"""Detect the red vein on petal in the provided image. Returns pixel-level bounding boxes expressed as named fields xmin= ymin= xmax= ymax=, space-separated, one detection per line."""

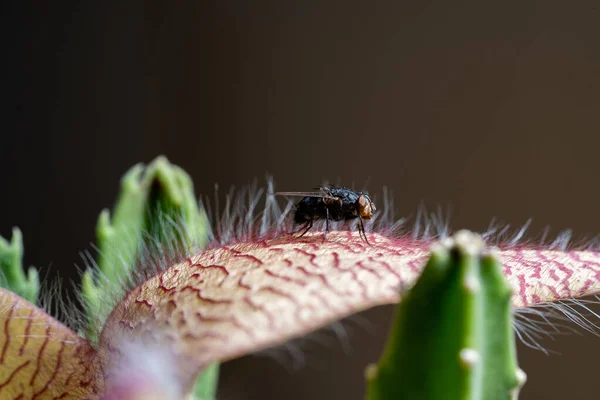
xmin=0 ymin=304 xmax=15 ymax=364
xmin=32 ymin=339 xmax=66 ymax=399
xmin=29 ymin=325 xmax=51 ymax=386
xmin=0 ymin=360 xmax=30 ymax=390
xmin=19 ymin=308 xmax=34 ymax=356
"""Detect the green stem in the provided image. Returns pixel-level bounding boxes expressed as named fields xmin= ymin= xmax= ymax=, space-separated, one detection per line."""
xmin=366 ymin=231 xmax=526 ymax=400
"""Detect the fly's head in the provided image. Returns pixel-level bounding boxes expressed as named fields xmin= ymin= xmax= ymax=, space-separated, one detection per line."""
xmin=357 ymin=194 xmax=376 ymax=220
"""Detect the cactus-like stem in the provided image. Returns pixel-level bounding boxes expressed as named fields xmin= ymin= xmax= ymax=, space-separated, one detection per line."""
xmin=190 ymin=363 xmax=220 ymax=400
xmin=366 ymin=230 xmax=525 ymax=400
xmin=82 ymin=156 xmax=210 ymax=339
xmin=81 ymin=156 xmax=216 ymax=399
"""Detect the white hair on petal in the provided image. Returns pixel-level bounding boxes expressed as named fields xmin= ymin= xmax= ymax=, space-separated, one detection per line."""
xmin=512 ymin=296 xmax=600 ymax=354
xmin=24 ymin=175 xmax=600 ymax=362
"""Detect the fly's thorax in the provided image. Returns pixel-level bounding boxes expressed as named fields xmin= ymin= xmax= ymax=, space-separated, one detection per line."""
xmin=323 ymin=196 xmax=343 ymax=207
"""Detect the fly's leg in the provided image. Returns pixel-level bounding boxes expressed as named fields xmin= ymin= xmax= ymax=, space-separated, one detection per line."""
xmin=297 ymin=220 xmax=313 ymax=237
xmin=291 ymin=221 xmax=308 ymax=235
xmin=290 ymin=221 xmax=310 ymax=237
xmin=358 ymin=217 xmax=372 ymax=246
xmin=323 ymin=207 xmax=330 ymax=242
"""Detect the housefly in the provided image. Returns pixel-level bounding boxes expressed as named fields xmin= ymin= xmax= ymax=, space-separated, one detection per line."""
xmin=275 ymin=185 xmax=377 ymax=245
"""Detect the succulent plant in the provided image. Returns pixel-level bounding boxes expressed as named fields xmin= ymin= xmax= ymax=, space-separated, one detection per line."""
xmin=366 ymin=231 xmax=525 ymax=399
xmin=0 ymin=156 xmax=599 ymax=399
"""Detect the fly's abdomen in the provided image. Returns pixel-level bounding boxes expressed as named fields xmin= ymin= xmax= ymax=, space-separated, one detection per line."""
xmin=294 ymin=197 xmax=327 ymax=223
xmin=293 ymin=210 xmax=311 ymax=224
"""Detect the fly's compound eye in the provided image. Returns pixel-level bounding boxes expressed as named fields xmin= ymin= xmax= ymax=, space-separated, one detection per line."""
xmin=358 ymin=195 xmax=375 ymax=219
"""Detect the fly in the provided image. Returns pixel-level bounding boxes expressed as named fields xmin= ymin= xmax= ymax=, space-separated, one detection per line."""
xmin=275 ymin=185 xmax=377 ymax=245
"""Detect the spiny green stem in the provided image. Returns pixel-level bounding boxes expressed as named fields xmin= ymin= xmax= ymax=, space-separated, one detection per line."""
xmin=366 ymin=231 xmax=526 ymax=400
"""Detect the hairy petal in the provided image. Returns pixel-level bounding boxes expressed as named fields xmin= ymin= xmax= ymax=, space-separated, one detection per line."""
xmin=0 ymin=288 xmax=100 ymax=399
xmin=503 ymin=248 xmax=600 ymax=307
xmin=99 ymin=231 xmax=600 ymax=393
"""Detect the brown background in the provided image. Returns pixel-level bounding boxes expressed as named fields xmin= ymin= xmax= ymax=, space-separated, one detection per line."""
xmin=2 ymin=1 xmax=600 ymax=399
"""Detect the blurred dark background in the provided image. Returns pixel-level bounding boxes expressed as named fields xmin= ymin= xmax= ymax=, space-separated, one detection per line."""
xmin=2 ymin=1 xmax=600 ymax=399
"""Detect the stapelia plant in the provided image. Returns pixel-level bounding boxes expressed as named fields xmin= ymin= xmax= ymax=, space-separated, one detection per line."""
xmin=0 ymin=156 xmax=599 ymax=399
xmin=366 ymin=231 xmax=525 ymax=399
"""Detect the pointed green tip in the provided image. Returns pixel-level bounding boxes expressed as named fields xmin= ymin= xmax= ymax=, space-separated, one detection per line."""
xmin=81 ymin=270 xmax=103 ymax=341
xmin=0 ymin=227 xmax=40 ymax=304
xmin=366 ymin=230 xmax=523 ymax=400
xmin=82 ymin=155 xmax=211 ymax=338
xmin=92 ymin=155 xmax=209 ymax=282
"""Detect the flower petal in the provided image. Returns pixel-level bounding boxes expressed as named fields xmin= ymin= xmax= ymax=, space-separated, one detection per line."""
xmin=0 ymin=289 xmax=100 ymax=399
xmin=99 ymin=232 xmax=600 ymax=393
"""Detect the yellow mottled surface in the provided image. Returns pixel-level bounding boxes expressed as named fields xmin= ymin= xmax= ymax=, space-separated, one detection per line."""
xmin=0 ymin=289 xmax=101 ymax=399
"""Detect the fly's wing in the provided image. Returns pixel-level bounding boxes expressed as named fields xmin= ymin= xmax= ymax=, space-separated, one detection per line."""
xmin=315 ymin=185 xmax=345 ymax=196
xmin=318 ymin=185 xmax=355 ymax=198
xmin=274 ymin=189 xmax=337 ymax=200
xmin=275 ymin=191 xmax=330 ymax=199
